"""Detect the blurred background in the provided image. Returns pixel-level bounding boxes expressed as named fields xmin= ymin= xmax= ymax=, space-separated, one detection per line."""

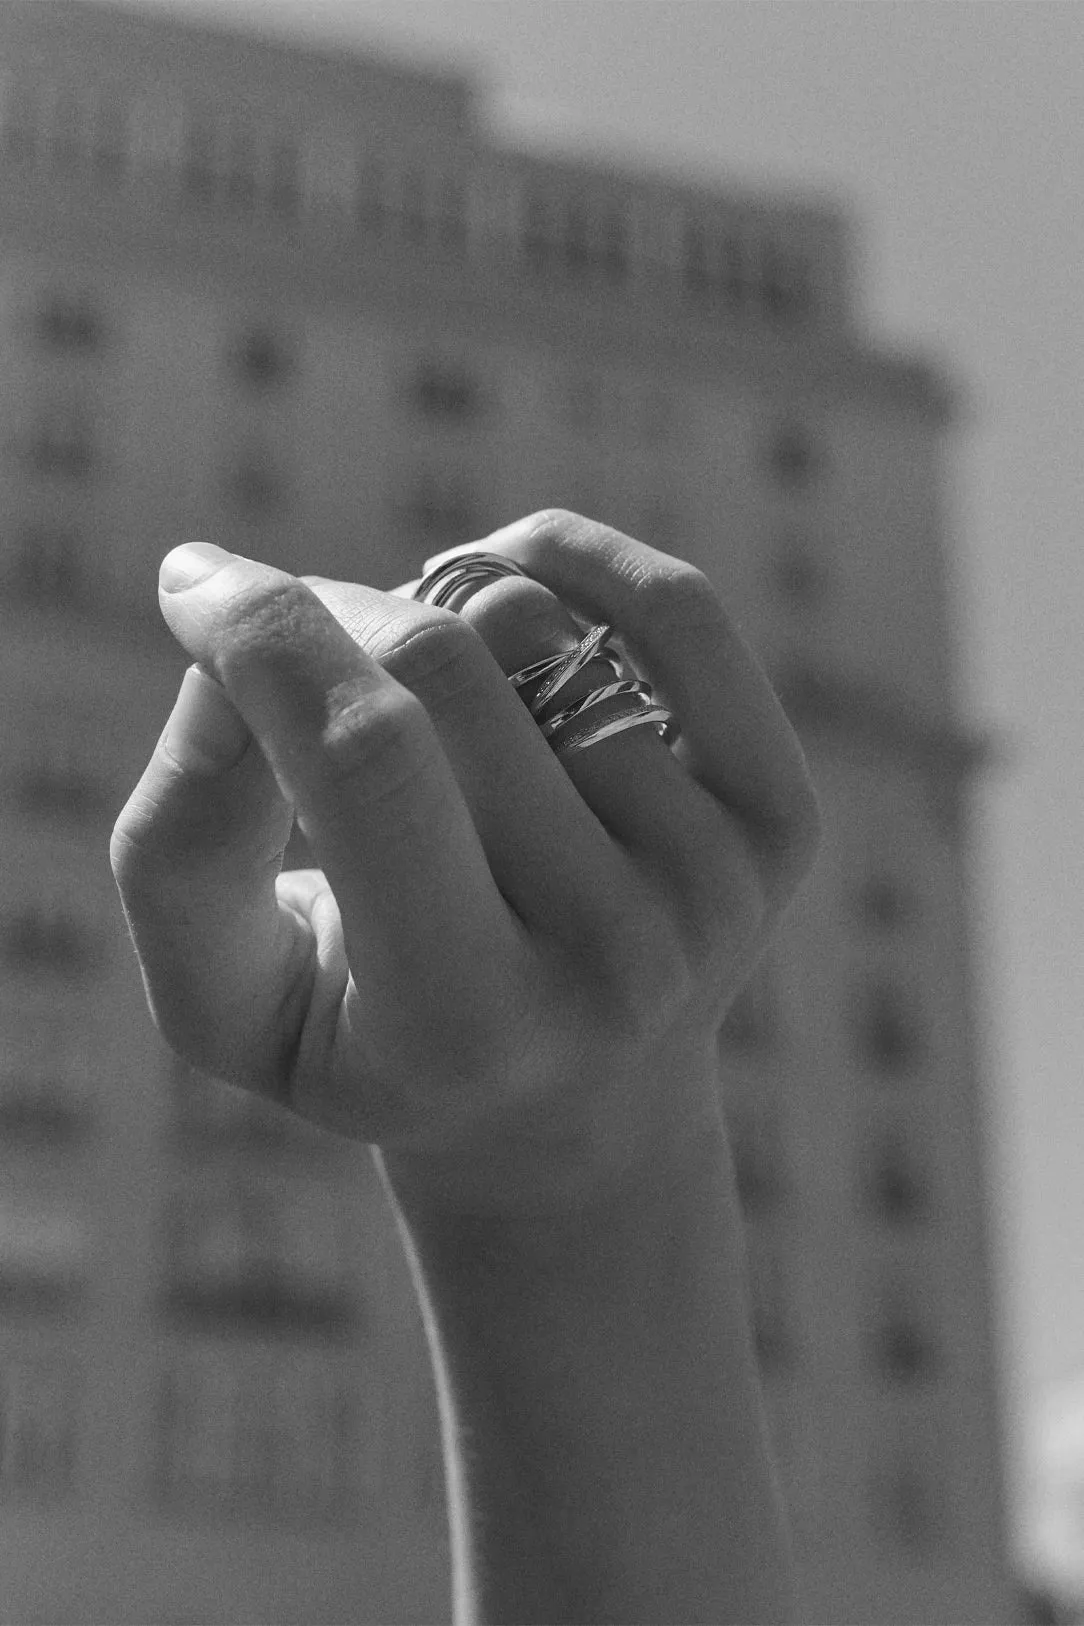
xmin=0 ymin=1 xmax=1080 ymax=1621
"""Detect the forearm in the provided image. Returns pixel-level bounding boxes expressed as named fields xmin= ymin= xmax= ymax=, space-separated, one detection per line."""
xmin=376 ymin=1100 xmax=797 ymax=1626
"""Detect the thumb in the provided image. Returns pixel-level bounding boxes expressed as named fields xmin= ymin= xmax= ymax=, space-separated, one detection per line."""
xmin=110 ymin=660 xmax=314 ymax=1086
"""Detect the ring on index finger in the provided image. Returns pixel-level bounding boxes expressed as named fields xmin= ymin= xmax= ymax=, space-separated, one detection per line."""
xmin=413 ymin=550 xmax=680 ymax=757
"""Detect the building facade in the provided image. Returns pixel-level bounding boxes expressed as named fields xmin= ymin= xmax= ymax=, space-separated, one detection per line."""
xmin=0 ymin=2 xmax=1020 ymax=1621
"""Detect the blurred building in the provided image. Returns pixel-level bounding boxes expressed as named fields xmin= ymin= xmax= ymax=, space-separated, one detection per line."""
xmin=0 ymin=1 xmax=1025 ymax=1621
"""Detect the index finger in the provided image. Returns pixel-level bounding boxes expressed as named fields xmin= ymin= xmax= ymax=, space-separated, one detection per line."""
xmin=151 ymin=544 xmax=537 ymax=1092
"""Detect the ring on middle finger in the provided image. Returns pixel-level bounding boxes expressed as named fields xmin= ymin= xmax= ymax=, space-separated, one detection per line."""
xmin=413 ymin=551 xmax=530 ymax=609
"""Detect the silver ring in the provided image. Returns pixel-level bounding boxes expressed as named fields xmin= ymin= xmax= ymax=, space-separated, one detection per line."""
xmin=412 ymin=552 xmax=529 ymax=609
xmin=412 ymin=550 xmax=680 ymax=757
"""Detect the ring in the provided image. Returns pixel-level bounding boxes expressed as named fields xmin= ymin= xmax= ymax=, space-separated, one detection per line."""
xmin=413 ymin=552 xmax=530 ymax=610
xmin=412 ymin=550 xmax=679 ymax=756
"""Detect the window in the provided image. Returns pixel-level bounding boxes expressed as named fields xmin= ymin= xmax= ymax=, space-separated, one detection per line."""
xmin=431 ymin=174 xmax=468 ymax=250
xmin=770 ymin=541 xmax=829 ymax=611
xmin=156 ymin=1355 xmax=354 ymax=1518
xmin=15 ymin=748 xmax=109 ymax=821
xmin=226 ymin=452 xmax=288 ymax=518
xmin=90 ymin=95 xmax=127 ymax=178
xmin=35 ymin=293 xmax=103 ymax=352
xmin=355 ymin=158 xmax=386 ymax=229
xmin=765 ymin=423 xmax=820 ymax=489
xmin=868 ymin=1451 xmax=947 ymax=1558
xmin=596 ymin=206 xmax=629 ymax=281
xmin=759 ymin=244 xmax=812 ymax=323
xmin=396 ymin=167 xmax=428 ymax=243
xmin=230 ymin=326 xmax=293 ymax=389
xmin=853 ymin=978 xmax=922 ymax=1077
xmin=223 ymin=122 xmax=259 ymax=209
xmin=8 ymin=525 xmax=85 ymax=607
xmin=564 ymin=373 xmax=603 ymax=435
xmin=866 ymin=1132 xmax=929 ymax=1225
xmin=402 ymin=474 xmax=476 ymax=545
xmin=0 ymin=1084 xmax=88 ymax=1149
xmin=0 ymin=1199 xmax=85 ymax=1314
xmin=268 ymin=138 xmax=299 ymax=216
xmin=2 ymin=905 xmax=95 ymax=976
xmin=682 ymin=221 xmax=711 ymax=294
xmin=2 ymin=80 xmax=38 ymax=163
xmin=640 ymin=385 xmax=675 ymax=445
xmin=522 ymin=192 xmax=556 ymax=268
xmin=857 ymin=875 xmax=912 ymax=931
xmin=873 ymin=1313 xmax=939 ymax=1385
xmin=25 ymin=407 xmax=94 ymax=478
xmin=182 ymin=120 xmax=218 ymax=199
xmin=46 ymin=86 xmax=84 ymax=171
xmin=681 ymin=221 xmax=748 ymax=305
xmin=864 ymin=1276 xmax=940 ymax=1386
xmin=159 ymin=1182 xmax=357 ymax=1340
xmin=0 ymin=1359 xmax=80 ymax=1501
xmin=409 ymin=360 xmax=483 ymax=420
xmin=639 ymin=498 xmax=680 ymax=550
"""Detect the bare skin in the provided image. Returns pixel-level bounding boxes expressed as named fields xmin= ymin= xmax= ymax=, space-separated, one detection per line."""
xmin=111 ymin=510 xmax=821 ymax=1624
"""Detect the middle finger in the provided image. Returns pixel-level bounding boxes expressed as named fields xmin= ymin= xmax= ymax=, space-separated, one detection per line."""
xmin=296 ymin=575 xmax=643 ymax=956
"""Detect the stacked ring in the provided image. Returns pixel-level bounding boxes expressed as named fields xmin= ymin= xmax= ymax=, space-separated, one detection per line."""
xmin=412 ymin=550 xmax=679 ymax=757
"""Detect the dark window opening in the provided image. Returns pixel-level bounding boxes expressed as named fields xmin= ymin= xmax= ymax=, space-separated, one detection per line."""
xmin=91 ymin=99 xmax=127 ymax=177
xmin=767 ymin=424 xmax=820 ymax=488
xmin=760 ymin=246 xmax=812 ymax=323
xmin=868 ymin=1137 xmax=929 ymax=1224
xmin=522 ymin=195 xmax=556 ymax=268
xmin=48 ymin=91 xmax=83 ymax=172
xmin=874 ymin=1460 xmax=944 ymax=1556
xmin=232 ymin=327 xmax=293 ymax=389
xmin=858 ymin=876 xmax=912 ymax=930
xmin=2 ymin=908 xmax=94 ymax=975
xmin=874 ymin=1315 xmax=938 ymax=1384
xmin=36 ymin=296 xmax=102 ymax=352
xmin=410 ymin=362 xmax=482 ymax=419
xmin=182 ymin=123 xmax=217 ymax=200
xmin=10 ymin=527 xmax=85 ymax=606
xmin=160 ymin=1279 xmax=357 ymax=1342
xmin=0 ymin=1086 xmax=89 ymax=1148
xmin=2 ymin=86 xmax=37 ymax=162
xmin=25 ymin=409 xmax=94 ymax=479
xmin=854 ymin=980 xmax=922 ymax=1076
xmin=0 ymin=1367 xmax=79 ymax=1497
xmin=268 ymin=140 xmax=299 ymax=216
xmin=16 ymin=766 xmax=107 ymax=820
xmin=228 ymin=458 xmax=286 ymax=518
xmin=771 ymin=545 xmax=829 ymax=610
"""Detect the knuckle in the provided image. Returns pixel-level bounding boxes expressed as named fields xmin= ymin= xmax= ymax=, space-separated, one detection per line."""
xmin=382 ymin=612 xmax=489 ymax=709
xmin=525 ymin=506 xmax=585 ymax=538
xmin=319 ymin=687 xmax=434 ymax=810
xmin=647 ymin=561 xmax=721 ymax=633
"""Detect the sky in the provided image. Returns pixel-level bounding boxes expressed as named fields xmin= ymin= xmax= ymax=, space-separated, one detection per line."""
xmin=118 ymin=0 xmax=1083 ymax=1559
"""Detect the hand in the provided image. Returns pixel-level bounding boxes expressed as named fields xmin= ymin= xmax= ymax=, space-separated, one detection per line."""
xmin=111 ymin=511 xmax=821 ymax=1217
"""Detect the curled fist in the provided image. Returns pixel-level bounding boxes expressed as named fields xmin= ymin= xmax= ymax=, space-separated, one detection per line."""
xmin=111 ymin=511 xmax=821 ymax=1217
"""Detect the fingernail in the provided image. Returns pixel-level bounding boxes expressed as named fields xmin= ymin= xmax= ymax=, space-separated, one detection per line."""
xmin=159 ymin=541 xmax=234 ymax=593
xmin=161 ymin=664 xmax=251 ymax=776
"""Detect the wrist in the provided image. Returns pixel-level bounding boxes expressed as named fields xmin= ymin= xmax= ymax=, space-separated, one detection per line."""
xmin=375 ymin=1024 xmax=725 ymax=1226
